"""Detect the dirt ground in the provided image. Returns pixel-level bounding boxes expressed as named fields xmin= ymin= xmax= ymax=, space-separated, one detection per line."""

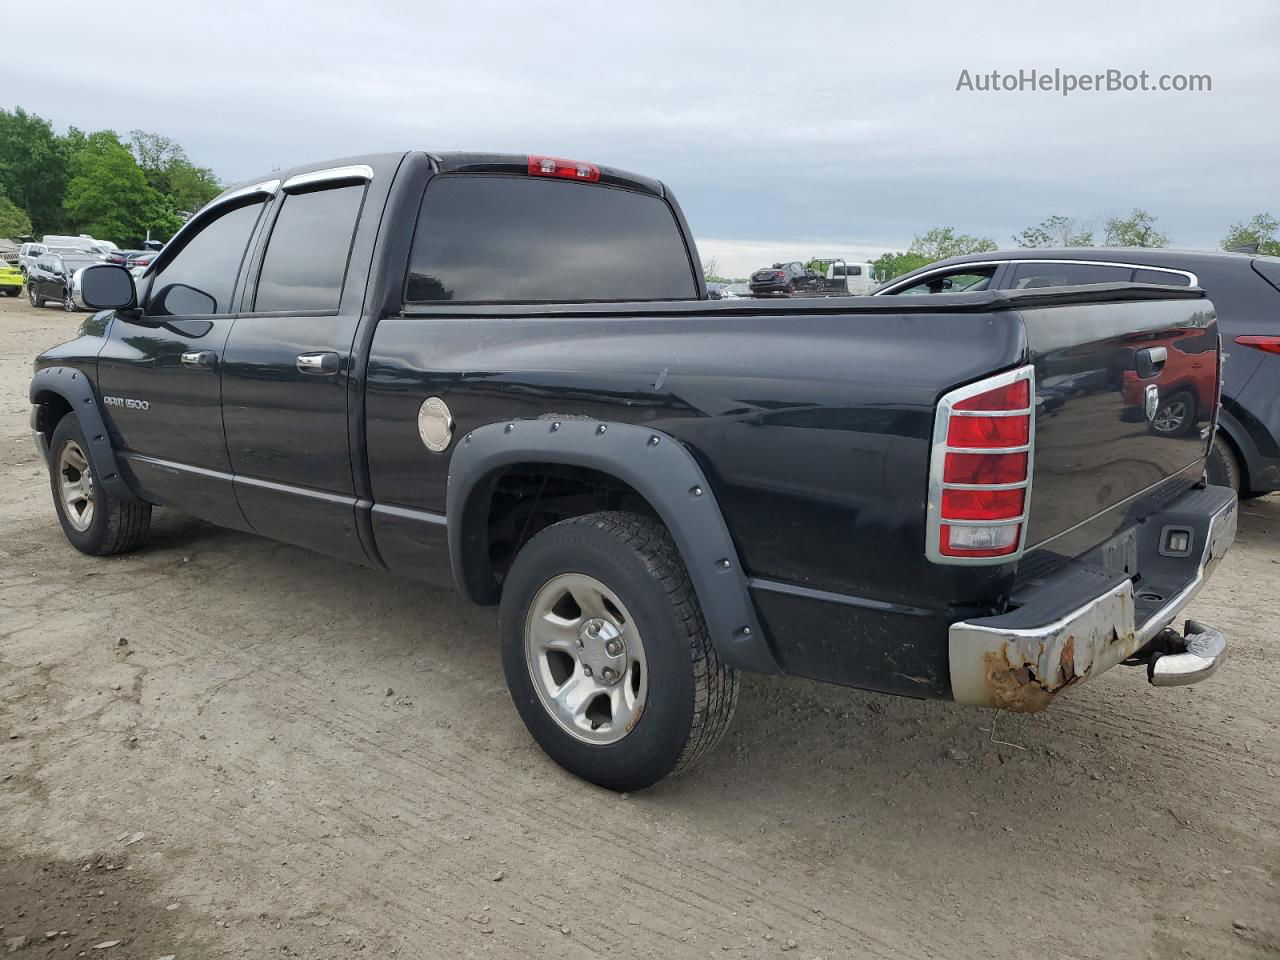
xmin=1 ymin=293 xmax=1277 ymax=960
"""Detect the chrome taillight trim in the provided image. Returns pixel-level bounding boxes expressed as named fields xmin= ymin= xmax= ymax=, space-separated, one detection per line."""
xmin=926 ymin=364 xmax=1037 ymax=565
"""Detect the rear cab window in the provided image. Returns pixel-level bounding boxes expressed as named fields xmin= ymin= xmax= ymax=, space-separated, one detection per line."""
xmin=404 ymin=175 xmax=697 ymax=304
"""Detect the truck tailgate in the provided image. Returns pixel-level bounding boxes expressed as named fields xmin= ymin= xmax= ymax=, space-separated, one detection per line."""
xmin=1020 ymin=288 xmax=1218 ymax=551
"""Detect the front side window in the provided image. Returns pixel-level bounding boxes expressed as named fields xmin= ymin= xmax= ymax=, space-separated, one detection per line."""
xmin=1008 ymin=262 xmax=1131 ymax=289
xmin=253 ymin=184 xmax=365 ymax=313
xmin=146 ymin=200 xmax=265 ymax=317
xmin=893 ymin=266 xmax=997 ymax=295
xmin=405 ymin=175 xmax=697 ymax=303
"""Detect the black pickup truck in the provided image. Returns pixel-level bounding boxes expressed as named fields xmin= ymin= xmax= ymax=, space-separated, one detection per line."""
xmin=32 ymin=151 xmax=1237 ymax=791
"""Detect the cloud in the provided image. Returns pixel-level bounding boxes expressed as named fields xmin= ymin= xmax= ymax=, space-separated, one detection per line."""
xmin=6 ymin=0 xmax=1276 ymax=257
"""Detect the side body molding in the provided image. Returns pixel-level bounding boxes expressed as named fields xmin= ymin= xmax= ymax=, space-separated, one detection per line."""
xmin=29 ymin=365 xmax=137 ymax=502
xmin=445 ymin=419 xmax=780 ymax=675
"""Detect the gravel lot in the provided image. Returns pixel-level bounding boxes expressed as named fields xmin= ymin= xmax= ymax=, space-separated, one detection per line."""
xmin=2 ymin=294 xmax=1278 ymax=959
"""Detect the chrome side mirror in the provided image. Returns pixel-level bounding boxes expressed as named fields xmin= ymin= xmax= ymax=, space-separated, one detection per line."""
xmin=76 ymin=263 xmax=138 ymax=311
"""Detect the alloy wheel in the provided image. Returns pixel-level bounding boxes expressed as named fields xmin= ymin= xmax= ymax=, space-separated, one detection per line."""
xmin=523 ymin=572 xmax=648 ymax=745
xmin=57 ymin=440 xmax=95 ymax=532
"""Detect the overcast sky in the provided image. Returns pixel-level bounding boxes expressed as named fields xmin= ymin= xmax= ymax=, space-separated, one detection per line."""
xmin=7 ymin=0 xmax=1278 ymax=275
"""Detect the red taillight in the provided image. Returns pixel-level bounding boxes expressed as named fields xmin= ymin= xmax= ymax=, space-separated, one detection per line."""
xmin=527 ymin=155 xmax=600 ymax=183
xmin=953 ymin=379 xmax=1029 ymax=411
xmin=928 ymin=366 xmax=1035 ymax=564
xmin=941 ymin=488 xmax=1025 ymax=520
xmin=943 ymin=451 xmax=1027 ymax=485
xmin=946 ymin=415 xmax=1029 ymax=448
xmin=1235 ymin=335 xmax=1280 ymax=356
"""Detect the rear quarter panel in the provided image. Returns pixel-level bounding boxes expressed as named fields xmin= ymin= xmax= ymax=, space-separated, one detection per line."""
xmin=365 ymin=306 xmax=1028 ymax=612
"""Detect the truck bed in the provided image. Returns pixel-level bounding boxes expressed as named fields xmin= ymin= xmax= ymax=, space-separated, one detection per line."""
xmin=368 ymin=282 xmax=1215 ymax=698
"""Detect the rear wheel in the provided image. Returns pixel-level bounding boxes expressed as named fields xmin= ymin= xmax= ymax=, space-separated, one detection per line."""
xmin=29 ymin=285 xmax=42 ymax=308
xmin=1206 ymin=434 xmax=1241 ymax=492
xmin=499 ymin=511 xmax=738 ymax=791
xmin=48 ymin=415 xmax=151 ymax=556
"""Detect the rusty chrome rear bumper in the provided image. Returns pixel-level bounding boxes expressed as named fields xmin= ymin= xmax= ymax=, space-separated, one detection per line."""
xmin=948 ymin=488 xmax=1237 ymax=711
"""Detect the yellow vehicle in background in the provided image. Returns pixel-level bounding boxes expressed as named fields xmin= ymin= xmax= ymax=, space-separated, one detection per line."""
xmin=0 ymin=262 xmax=24 ymax=297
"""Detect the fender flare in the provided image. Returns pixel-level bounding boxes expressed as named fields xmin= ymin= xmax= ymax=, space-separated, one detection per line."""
xmin=29 ymin=365 xmax=137 ymax=502
xmin=445 ymin=418 xmax=780 ymax=675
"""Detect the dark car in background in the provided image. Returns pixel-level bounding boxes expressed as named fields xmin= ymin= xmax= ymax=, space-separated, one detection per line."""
xmin=26 ymin=252 xmax=103 ymax=310
xmin=125 ymin=249 xmax=159 ymax=271
xmin=876 ymin=248 xmax=1280 ymax=497
xmin=749 ymin=260 xmax=822 ymax=297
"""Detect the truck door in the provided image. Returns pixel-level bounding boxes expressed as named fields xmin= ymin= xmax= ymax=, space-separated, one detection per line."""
xmin=96 ymin=191 xmax=271 ymax=531
xmin=220 ymin=167 xmax=373 ymax=564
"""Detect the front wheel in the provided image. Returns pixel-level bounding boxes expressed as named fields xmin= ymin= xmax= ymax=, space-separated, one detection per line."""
xmin=62 ymin=289 xmax=76 ymax=312
xmin=48 ymin=415 xmax=152 ymax=555
xmin=499 ymin=512 xmax=738 ymax=791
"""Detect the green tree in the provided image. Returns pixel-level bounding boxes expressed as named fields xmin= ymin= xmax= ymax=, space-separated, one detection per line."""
xmin=1013 ymin=215 xmax=1094 ymax=248
xmin=0 ymin=192 xmax=32 ymax=239
xmin=871 ymin=251 xmax=932 ymax=281
xmin=0 ymin=107 xmax=70 ymax=235
xmin=909 ymin=226 xmax=997 ymax=260
xmin=63 ymin=131 xmax=177 ymax=247
xmin=129 ymin=130 xmax=221 ymax=216
xmin=1102 ymin=208 xmax=1168 ymax=247
xmin=1221 ymin=213 xmax=1279 ymax=256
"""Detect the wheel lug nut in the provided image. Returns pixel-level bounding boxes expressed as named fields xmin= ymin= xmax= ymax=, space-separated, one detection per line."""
xmin=582 ymin=666 xmax=593 ymax=677
xmin=605 ymin=640 xmax=622 ymax=656
xmin=601 ymin=668 xmax=617 ymax=682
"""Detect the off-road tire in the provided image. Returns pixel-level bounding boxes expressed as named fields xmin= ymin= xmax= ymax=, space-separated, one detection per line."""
xmin=48 ymin=414 xmax=151 ymax=556
xmin=499 ymin=511 xmax=739 ymax=791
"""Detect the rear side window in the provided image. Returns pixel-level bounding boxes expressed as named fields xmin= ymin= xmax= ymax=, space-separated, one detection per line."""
xmin=1008 ymin=262 xmax=1132 ymax=289
xmin=254 ymin=185 xmax=364 ymax=313
xmin=1132 ymin=267 xmax=1191 ymax=286
xmin=405 ymin=176 xmax=697 ymax=303
xmin=1253 ymin=257 xmax=1280 ymax=293
xmin=147 ymin=201 xmax=264 ymax=317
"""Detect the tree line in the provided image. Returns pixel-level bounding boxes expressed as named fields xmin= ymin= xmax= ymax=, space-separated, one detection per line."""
xmin=0 ymin=106 xmax=222 ymax=248
xmin=870 ymin=210 xmax=1279 ymax=281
